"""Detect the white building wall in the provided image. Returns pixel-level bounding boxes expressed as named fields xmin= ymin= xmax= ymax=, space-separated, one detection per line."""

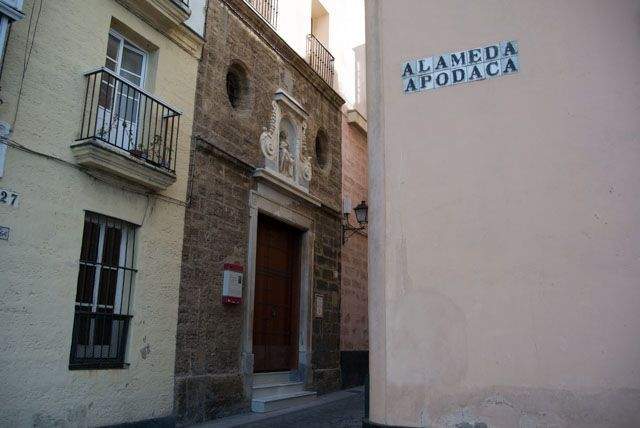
xmin=186 ymin=0 xmax=207 ymax=36
xmin=274 ymin=0 xmax=365 ymax=113
xmin=275 ymin=0 xmax=311 ymax=58
xmin=320 ymin=0 xmax=365 ymax=110
xmin=366 ymin=0 xmax=640 ymax=426
xmin=0 ymin=0 xmax=199 ymax=425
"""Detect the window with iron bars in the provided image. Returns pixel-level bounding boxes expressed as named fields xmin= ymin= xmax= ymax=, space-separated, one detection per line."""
xmin=69 ymin=212 xmax=137 ymax=370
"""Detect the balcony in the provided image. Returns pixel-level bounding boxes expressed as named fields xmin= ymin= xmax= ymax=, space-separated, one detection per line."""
xmin=245 ymin=0 xmax=278 ymax=28
xmin=71 ymin=68 xmax=180 ymax=190
xmin=116 ymin=0 xmax=190 ymax=26
xmin=306 ymin=34 xmax=334 ymax=86
xmin=114 ymin=0 xmax=204 ymax=58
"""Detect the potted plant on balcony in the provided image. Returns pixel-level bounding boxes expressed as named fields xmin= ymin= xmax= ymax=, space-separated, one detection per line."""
xmin=129 ymin=147 xmax=145 ymax=158
xmin=96 ymin=111 xmax=120 ymax=142
xmin=147 ymin=134 xmax=173 ymax=169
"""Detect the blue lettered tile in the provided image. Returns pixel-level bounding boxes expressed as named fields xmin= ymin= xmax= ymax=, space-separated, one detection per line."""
xmin=403 ymin=76 xmax=419 ymax=93
xmin=483 ymin=44 xmax=500 ymax=62
xmin=484 ymin=60 xmax=501 ymax=78
xmin=451 ymin=67 xmax=467 ymax=85
xmin=433 ymin=70 xmax=452 ymax=88
xmin=416 ymin=56 xmax=433 ymax=75
xmin=466 ymin=64 xmax=486 ymax=82
xmin=433 ymin=53 xmax=451 ymax=71
xmin=501 ymin=55 xmax=520 ymax=75
xmin=450 ymin=51 xmax=467 ymax=68
xmin=401 ymin=60 xmax=416 ymax=78
xmin=417 ymin=73 xmax=435 ymax=91
xmin=467 ymin=47 xmax=483 ymax=65
xmin=500 ymin=40 xmax=519 ymax=57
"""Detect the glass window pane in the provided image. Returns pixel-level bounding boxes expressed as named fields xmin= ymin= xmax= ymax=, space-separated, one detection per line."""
xmin=114 ymin=83 xmax=141 ymax=123
xmin=106 ymin=34 xmax=120 ymax=66
xmin=80 ymin=221 xmax=100 ymax=262
xmin=98 ymin=75 xmax=116 ymax=109
xmin=102 ymin=225 xmax=122 ymax=267
xmin=123 ymin=97 xmax=140 ymax=124
xmin=118 ymin=69 xmax=141 ymax=87
xmin=94 ymin=308 xmax=114 ymax=346
xmin=76 ymin=265 xmax=96 ymax=305
xmin=74 ymin=310 xmax=92 ymax=345
xmin=105 ymin=58 xmax=117 ymax=72
xmin=121 ymin=47 xmax=143 ymax=76
xmin=98 ymin=266 xmax=118 ymax=308
xmin=76 ymin=220 xmax=100 ymax=306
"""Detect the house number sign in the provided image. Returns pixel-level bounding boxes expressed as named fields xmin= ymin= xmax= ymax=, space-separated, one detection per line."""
xmin=402 ymin=40 xmax=519 ymax=94
xmin=0 ymin=188 xmax=20 ymax=207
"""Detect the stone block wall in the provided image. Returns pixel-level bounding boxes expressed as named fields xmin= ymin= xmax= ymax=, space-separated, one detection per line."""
xmin=340 ymin=115 xmax=369 ymax=387
xmin=175 ymin=142 xmax=253 ymax=423
xmin=190 ymin=0 xmax=342 ymax=212
xmin=311 ymin=209 xmax=343 ymax=393
xmin=340 ymin=117 xmax=369 ymax=352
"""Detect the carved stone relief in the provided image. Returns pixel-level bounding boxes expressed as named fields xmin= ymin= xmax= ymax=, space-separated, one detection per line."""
xmin=259 ymin=90 xmax=311 ymax=191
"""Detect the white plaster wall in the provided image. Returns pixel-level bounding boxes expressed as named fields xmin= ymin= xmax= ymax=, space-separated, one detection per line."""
xmin=367 ymin=0 xmax=640 ymax=426
xmin=275 ymin=0 xmax=365 ymax=112
xmin=311 ymin=12 xmax=329 ymax=45
xmin=319 ymin=0 xmax=365 ymax=110
xmin=186 ymin=0 xmax=207 ymax=36
xmin=275 ymin=0 xmax=311 ymax=58
xmin=0 ymin=0 xmax=198 ymax=425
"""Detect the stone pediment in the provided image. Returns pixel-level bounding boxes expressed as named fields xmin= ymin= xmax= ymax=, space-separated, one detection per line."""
xmin=259 ymin=89 xmax=312 ymax=193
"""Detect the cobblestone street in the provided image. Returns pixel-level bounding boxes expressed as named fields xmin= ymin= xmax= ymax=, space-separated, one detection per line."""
xmin=199 ymin=387 xmax=365 ymax=428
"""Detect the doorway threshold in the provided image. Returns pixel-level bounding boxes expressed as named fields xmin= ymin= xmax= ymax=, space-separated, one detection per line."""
xmin=195 ymin=386 xmax=364 ymax=428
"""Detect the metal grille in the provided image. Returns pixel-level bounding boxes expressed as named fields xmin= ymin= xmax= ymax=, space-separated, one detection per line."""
xmin=307 ymin=34 xmax=334 ymax=86
xmin=246 ymin=0 xmax=278 ymax=28
xmin=69 ymin=212 xmax=137 ymax=370
xmin=78 ymin=68 xmax=181 ymax=173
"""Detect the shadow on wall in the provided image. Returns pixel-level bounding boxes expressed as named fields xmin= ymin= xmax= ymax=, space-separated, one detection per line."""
xmin=341 ymin=350 xmax=369 ymax=389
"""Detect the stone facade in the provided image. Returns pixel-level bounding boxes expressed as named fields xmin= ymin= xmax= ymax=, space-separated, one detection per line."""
xmin=175 ymin=0 xmax=344 ymax=424
xmin=340 ymin=113 xmax=369 ymax=388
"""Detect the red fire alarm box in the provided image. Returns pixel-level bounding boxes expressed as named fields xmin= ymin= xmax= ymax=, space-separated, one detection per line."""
xmin=222 ymin=263 xmax=243 ymax=304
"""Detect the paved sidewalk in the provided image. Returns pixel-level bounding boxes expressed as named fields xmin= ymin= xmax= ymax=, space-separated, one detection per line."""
xmin=196 ymin=387 xmax=364 ymax=428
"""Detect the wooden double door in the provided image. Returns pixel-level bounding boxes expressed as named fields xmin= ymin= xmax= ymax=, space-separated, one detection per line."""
xmin=253 ymin=215 xmax=301 ymax=372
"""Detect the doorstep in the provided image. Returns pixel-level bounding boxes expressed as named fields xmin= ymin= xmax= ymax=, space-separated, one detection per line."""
xmin=195 ymin=386 xmax=364 ymax=428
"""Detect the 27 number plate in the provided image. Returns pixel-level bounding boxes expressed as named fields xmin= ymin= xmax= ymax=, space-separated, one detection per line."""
xmin=0 ymin=188 xmax=20 ymax=207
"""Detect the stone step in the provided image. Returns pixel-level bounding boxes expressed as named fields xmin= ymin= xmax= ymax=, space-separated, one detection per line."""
xmin=253 ymin=371 xmax=293 ymax=386
xmin=251 ymin=390 xmax=317 ymax=413
xmin=252 ymin=381 xmax=305 ymax=399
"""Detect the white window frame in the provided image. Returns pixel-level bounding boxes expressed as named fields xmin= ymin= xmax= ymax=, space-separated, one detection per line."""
xmin=107 ymin=29 xmax=148 ymax=89
xmin=0 ymin=15 xmax=11 ymax=76
xmin=96 ymin=30 xmax=149 ymax=149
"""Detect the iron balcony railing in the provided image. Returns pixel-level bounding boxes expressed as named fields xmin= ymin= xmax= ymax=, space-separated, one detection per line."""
xmin=307 ymin=34 xmax=334 ymax=86
xmin=245 ymin=0 xmax=278 ymax=28
xmin=174 ymin=0 xmax=189 ymax=8
xmin=78 ymin=68 xmax=181 ymax=173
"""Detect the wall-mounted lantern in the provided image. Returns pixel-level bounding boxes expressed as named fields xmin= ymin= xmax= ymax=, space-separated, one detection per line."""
xmin=342 ymin=198 xmax=368 ymax=244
